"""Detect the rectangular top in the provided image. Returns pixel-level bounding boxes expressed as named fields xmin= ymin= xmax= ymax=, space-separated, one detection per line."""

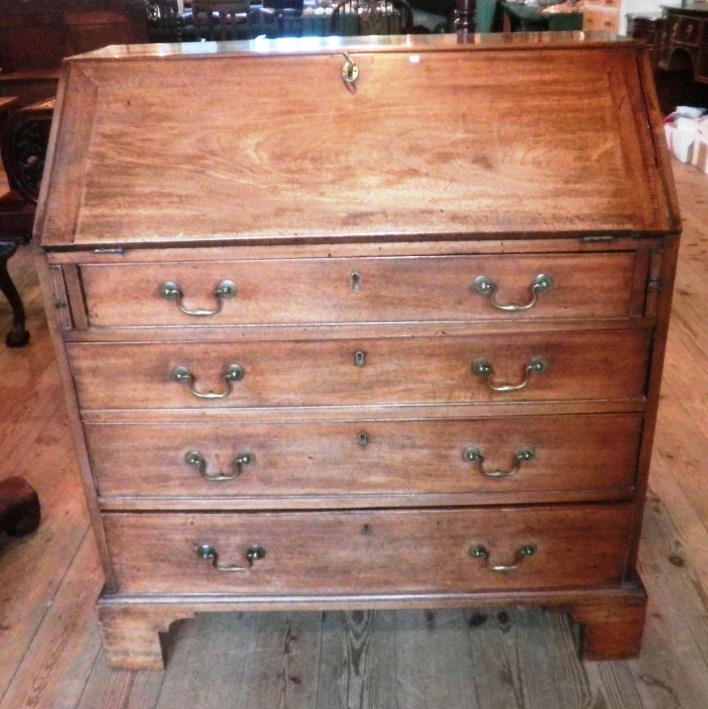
xmin=35 ymin=33 xmax=680 ymax=248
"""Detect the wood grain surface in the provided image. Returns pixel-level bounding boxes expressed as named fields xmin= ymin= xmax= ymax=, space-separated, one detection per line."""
xmin=66 ymin=329 xmax=651 ymax=409
xmin=79 ymin=251 xmax=647 ymax=327
xmin=36 ymin=39 xmax=678 ymax=247
xmin=101 ymin=505 xmax=634 ymax=594
xmin=85 ymin=413 xmax=642 ymax=504
xmin=0 ymin=156 xmax=705 ymax=701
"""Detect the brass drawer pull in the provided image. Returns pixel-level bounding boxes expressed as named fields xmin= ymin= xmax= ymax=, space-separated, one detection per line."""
xmin=473 ymin=274 xmax=553 ymax=312
xmin=462 ymin=447 xmax=535 ymax=478
xmin=185 ymin=450 xmax=254 ymax=482
xmin=172 ymin=364 xmax=245 ymax=399
xmin=472 ymin=356 xmax=548 ymax=393
xmin=470 ymin=543 xmax=537 ymax=573
xmin=159 ymin=280 xmax=237 ymax=317
xmin=197 ymin=543 xmax=265 ymax=572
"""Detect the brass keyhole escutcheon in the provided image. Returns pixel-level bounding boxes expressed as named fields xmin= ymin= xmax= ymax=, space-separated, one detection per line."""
xmin=342 ymin=52 xmax=359 ymax=91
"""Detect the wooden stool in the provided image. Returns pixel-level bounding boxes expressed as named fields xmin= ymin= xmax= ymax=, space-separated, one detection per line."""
xmin=0 ymin=477 xmax=40 ymax=537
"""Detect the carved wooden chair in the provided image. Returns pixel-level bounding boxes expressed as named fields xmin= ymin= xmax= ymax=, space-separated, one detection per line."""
xmin=191 ymin=0 xmax=261 ymax=41
xmin=145 ymin=0 xmax=185 ymax=43
xmin=0 ymin=98 xmax=53 ymax=347
xmin=330 ymin=0 xmax=415 ymax=35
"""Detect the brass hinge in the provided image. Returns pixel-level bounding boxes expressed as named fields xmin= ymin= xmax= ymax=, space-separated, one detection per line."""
xmin=647 ymin=275 xmax=663 ymax=293
xmin=92 ymin=247 xmax=125 ymax=255
xmin=581 ymin=235 xmax=618 ymax=243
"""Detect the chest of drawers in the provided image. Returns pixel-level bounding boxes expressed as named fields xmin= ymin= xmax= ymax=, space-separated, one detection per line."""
xmin=34 ymin=33 xmax=680 ymax=670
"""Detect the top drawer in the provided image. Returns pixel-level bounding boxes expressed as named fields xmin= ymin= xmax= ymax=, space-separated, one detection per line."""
xmin=79 ymin=252 xmax=647 ymax=328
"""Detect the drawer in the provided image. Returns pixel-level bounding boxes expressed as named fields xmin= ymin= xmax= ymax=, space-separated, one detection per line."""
xmin=67 ymin=330 xmax=650 ymax=410
xmin=79 ymin=252 xmax=647 ymax=327
xmin=87 ymin=414 xmax=642 ymax=503
xmin=583 ymin=9 xmax=620 ymax=34
xmin=102 ymin=505 xmax=633 ymax=594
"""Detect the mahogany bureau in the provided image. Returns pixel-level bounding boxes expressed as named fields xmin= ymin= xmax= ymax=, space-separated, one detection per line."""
xmin=34 ymin=33 xmax=680 ymax=669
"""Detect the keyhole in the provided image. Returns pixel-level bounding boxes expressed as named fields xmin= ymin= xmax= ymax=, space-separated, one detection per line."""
xmin=351 ymin=272 xmax=362 ymax=292
xmin=354 ymin=350 xmax=366 ymax=367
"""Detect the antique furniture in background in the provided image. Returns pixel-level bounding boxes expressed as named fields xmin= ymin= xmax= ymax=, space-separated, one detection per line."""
xmin=655 ymin=3 xmax=708 ymax=113
xmin=627 ymin=12 xmax=665 ymax=72
xmin=330 ymin=0 xmax=414 ymax=35
xmin=582 ymin=0 xmax=665 ymax=36
xmin=63 ymin=9 xmax=136 ymax=54
xmin=261 ymin=0 xmax=305 ymax=38
xmin=0 ymin=0 xmax=148 ymax=106
xmin=146 ymin=0 xmax=188 ymax=42
xmin=660 ymin=3 xmax=708 ymax=84
xmin=35 ymin=33 xmax=679 ymax=670
xmin=0 ymin=98 xmax=53 ymax=347
xmin=502 ymin=3 xmax=583 ymax=32
xmin=191 ymin=0 xmax=261 ymax=40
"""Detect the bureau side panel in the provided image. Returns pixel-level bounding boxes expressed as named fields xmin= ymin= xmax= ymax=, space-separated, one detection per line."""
xmin=33 ymin=255 xmax=116 ymax=589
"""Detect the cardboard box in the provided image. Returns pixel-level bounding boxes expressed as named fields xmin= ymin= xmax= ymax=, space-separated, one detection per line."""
xmin=664 ymin=120 xmax=696 ymax=163
xmin=691 ymin=121 xmax=708 ymax=174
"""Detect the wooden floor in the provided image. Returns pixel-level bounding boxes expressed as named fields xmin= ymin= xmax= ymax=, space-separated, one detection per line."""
xmin=0 ymin=161 xmax=706 ymax=709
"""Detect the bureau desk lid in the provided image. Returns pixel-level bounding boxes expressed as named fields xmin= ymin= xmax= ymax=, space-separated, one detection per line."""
xmin=35 ymin=33 xmax=679 ymax=248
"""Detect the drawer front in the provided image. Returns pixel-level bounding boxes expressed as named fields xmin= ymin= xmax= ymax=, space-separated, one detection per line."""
xmin=79 ymin=252 xmax=646 ymax=327
xmin=103 ymin=505 xmax=633 ymax=594
xmin=87 ymin=414 xmax=642 ymax=501
xmin=67 ymin=330 xmax=650 ymax=410
xmin=583 ymin=9 xmax=620 ymax=34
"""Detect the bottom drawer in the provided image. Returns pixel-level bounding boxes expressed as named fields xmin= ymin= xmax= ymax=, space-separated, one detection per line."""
xmin=103 ymin=505 xmax=632 ymax=595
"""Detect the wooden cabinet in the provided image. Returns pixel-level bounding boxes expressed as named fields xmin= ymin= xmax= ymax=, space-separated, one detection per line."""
xmin=581 ymin=0 xmax=664 ymax=36
xmin=0 ymin=1 xmax=148 ymax=105
xmin=660 ymin=4 xmax=708 ymax=84
xmin=35 ymin=34 xmax=680 ymax=670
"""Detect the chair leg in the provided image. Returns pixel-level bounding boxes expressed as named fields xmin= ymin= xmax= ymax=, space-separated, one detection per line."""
xmin=0 ymin=241 xmax=30 ymax=348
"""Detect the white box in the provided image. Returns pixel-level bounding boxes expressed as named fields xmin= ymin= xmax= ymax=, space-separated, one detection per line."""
xmin=664 ymin=121 xmax=697 ymax=163
xmin=691 ymin=131 xmax=708 ymax=174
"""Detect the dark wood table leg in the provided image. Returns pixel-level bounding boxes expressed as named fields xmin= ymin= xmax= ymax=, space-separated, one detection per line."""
xmin=0 ymin=477 xmax=40 ymax=536
xmin=0 ymin=241 xmax=30 ymax=348
xmin=455 ymin=0 xmax=476 ymax=31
